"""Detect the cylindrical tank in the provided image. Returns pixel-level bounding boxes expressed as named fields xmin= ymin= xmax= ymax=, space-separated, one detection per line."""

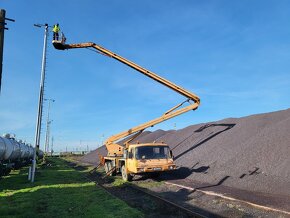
xmin=7 ymin=138 xmax=21 ymax=161
xmin=1 ymin=134 xmax=34 ymax=162
xmin=0 ymin=136 xmax=6 ymax=160
xmin=23 ymin=144 xmax=30 ymax=159
xmin=0 ymin=136 xmax=14 ymax=160
xmin=28 ymin=146 xmax=34 ymax=159
xmin=19 ymin=142 xmax=27 ymax=159
xmin=38 ymin=150 xmax=44 ymax=159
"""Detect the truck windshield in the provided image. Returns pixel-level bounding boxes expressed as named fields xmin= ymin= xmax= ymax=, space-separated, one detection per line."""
xmin=135 ymin=146 xmax=169 ymax=160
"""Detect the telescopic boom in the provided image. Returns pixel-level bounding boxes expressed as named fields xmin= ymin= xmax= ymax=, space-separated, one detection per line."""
xmin=53 ymin=41 xmax=200 ymax=155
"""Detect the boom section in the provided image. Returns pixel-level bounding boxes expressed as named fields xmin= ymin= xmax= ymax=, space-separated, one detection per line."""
xmin=106 ymin=100 xmax=199 ymax=148
xmin=53 ymin=41 xmax=200 ymax=151
xmin=56 ymin=42 xmax=200 ymax=104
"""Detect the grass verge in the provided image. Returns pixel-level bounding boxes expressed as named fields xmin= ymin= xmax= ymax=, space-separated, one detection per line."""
xmin=0 ymin=157 xmax=143 ymax=218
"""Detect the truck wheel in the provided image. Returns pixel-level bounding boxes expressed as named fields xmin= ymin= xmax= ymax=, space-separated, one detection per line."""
xmin=121 ymin=165 xmax=132 ymax=181
xmin=108 ymin=161 xmax=116 ymax=176
xmin=105 ymin=161 xmax=116 ymax=176
xmin=110 ymin=162 xmax=116 ymax=176
xmin=104 ymin=162 xmax=109 ymax=174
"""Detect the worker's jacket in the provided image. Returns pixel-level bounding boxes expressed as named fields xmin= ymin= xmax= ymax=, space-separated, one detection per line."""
xmin=53 ymin=25 xmax=60 ymax=33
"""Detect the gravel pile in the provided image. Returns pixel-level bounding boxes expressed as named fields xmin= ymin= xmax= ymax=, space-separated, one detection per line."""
xmin=80 ymin=108 xmax=290 ymax=196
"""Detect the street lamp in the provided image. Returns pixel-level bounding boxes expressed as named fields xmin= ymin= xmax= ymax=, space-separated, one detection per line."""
xmin=44 ymin=98 xmax=55 ymax=154
xmin=31 ymin=23 xmax=49 ymax=182
xmin=45 ymin=119 xmax=53 ymax=154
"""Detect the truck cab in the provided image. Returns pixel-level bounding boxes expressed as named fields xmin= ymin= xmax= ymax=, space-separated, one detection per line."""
xmin=126 ymin=143 xmax=176 ymax=174
xmin=106 ymin=143 xmax=175 ymax=181
xmin=104 ymin=142 xmax=176 ymax=181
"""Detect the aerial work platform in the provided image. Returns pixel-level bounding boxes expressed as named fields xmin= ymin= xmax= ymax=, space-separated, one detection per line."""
xmin=52 ymin=40 xmax=67 ymax=50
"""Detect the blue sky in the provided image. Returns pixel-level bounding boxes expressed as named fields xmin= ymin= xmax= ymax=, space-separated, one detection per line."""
xmin=0 ymin=1 xmax=290 ymax=152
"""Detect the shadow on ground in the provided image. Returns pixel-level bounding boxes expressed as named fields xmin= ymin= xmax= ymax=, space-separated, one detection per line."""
xmin=174 ymin=123 xmax=235 ymax=160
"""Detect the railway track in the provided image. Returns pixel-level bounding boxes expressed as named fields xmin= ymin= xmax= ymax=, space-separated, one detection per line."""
xmin=85 ymin=167 xmax=218 ymax=218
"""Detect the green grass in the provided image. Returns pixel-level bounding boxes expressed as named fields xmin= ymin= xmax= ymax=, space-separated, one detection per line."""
xmin=111 ymin=178 xmax=126 ymax=187
xmin=0 ymin=158 xmax=143 ymax=218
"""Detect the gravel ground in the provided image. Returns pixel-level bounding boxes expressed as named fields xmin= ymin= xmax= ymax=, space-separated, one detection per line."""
xmin=80 ymin=108 xmax=290 ymax=211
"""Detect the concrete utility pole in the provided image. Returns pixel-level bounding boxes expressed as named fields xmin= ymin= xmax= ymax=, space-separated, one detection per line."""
xmin=51 ymin=136 xmax=54 ymax=156
xmin=44 ymin=98 xmax=55 ymax=154
xmin=31 ymin=23 xmax=49 ymax=183
xmin=45 ymin=120 xmax=53 ymax=153
xmin=0 ymin=9 xmax=15 ymax=93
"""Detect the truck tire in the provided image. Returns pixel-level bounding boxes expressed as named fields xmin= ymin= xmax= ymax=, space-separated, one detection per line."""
xmin=121 ymin=165 xmax=132 ymax=181
xmin=108 ymin=161 xmax=116 ymax=176
xmin=104 ymin=162 xmax=109 ymax=174
xmin=105 ymin=161 xmax=116 ymax=176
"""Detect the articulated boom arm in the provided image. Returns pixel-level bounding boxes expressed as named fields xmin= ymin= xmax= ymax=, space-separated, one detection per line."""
xmin=54 ymin=41 xmax=200 ymax=155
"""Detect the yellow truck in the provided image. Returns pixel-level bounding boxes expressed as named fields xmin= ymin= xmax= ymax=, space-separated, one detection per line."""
xmin=53 ymin=40 xmax=200 ymax=181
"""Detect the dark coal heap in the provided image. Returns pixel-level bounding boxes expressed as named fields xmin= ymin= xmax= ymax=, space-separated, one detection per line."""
xmin=80 ymin=108 xmax=290 ymax=196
